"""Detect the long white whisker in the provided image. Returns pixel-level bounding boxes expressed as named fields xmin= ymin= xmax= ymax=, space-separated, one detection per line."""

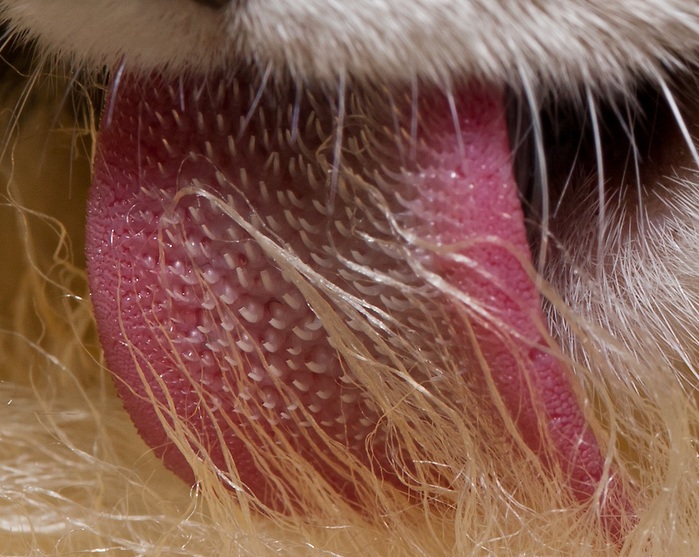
xmin=104 ymin=59 xmax=125 ymax=129
xmin=237 ymin=62 xmax=272 ymax=141
xmin=409 ymin=74 xmax=418 ymax=161
xmin=327 ymin=72 xmax=346 ymax=214
xmin=518 ymin=68 xmax=548 ymax=272
xmin=659 ymin=78 xmax=699 ymax=170
xmin=586 ymin=87 xmax=606 ymax=278
xmin=445 ymin=82 xmax=464 ymax=159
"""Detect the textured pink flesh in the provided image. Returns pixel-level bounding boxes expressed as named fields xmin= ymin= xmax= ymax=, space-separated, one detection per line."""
xmin=411 ymin=93 xmax=606 ymax=500
xmin=86 ymin=75 xmax=611 ymax=511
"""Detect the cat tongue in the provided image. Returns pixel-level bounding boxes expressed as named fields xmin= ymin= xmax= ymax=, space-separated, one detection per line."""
xmin=86 ymin=74 xmax=609 ymax=510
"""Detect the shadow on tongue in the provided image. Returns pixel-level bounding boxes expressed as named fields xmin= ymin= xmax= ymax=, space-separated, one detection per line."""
xmin=86 ymin=74 xmax=625 ymax=529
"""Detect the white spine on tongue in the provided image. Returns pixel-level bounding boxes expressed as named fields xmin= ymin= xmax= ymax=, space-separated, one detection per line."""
xmin=86 ymin=74 xmax=626 ymax=526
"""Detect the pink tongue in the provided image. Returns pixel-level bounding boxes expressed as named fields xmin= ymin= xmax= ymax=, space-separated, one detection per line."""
xmin=86 ymin=75 xmax=610 ymax=511
xmin=410 ymin=93 xmax=609 ymax=499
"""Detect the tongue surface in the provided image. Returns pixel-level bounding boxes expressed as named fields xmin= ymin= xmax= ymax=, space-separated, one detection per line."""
xmin=86 ymin=75 xmax=611 ymax=511
xmin=409 ymin=92 xmax=608 ymax=500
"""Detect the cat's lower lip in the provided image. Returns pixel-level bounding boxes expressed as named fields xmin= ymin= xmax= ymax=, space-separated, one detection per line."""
xmin=85 ymin=70 xmax=627 ymax=528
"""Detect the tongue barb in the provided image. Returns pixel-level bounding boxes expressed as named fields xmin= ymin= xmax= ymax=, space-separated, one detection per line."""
xmin=86 ymin=74 xmax=619 ymax=520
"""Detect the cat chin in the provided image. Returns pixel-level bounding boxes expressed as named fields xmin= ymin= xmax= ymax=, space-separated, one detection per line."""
xmin=3 ymin=0 xmax=699 ymax=93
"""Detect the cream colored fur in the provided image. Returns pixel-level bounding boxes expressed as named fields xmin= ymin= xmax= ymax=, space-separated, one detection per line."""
xmin=1 ymin=1 xmax=698 ymax=555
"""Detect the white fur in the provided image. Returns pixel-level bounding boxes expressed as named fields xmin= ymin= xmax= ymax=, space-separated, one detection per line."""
xmin=4 ymin=0 xmax=699 ymax=91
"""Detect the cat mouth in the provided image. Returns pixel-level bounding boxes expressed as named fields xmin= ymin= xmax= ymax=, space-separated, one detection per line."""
xmin=84 ymin=69 xmax=632 ymax=530
xmin=512 ymin=75 xmax=699 ymax=244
